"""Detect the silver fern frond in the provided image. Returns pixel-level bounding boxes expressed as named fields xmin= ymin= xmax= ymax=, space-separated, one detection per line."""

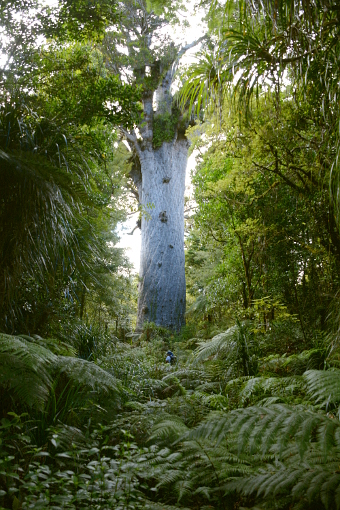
xmin=305 ymin=369 xmax=340 ymax=408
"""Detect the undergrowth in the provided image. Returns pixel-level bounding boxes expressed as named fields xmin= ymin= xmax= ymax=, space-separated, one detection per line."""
xmin=1 ymin=321 xmax=340 ymax=509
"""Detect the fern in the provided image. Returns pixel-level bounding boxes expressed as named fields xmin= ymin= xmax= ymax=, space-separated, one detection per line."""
xmin=193 ymin=322 xmax=258 ymax=379
xmin=0 ymin=332 xmax=122 ymax=426
xmin=305 ymin=369 xmax=340 ymax=410
xmin=150 ymin=417 xmax=189 ymax=443
xmin=239 ymin=375 xmax=306 ymax=406
xmin=0 ymin=333 xmax=56 ymax=410
xmin=259 ymin=349 xmax=327 ymax=377
xmin=193 ymin=326 xmax=239 ymax=363
xmin=165 ymin=367 xmax=211 ymax=391
xmin=163 ymin=393 xmax=339 ymax=507
xmin=3 ymin=326 xmax=340 ymax=509
xmin=19 ymin=334 xmax=76 ymax=356
xmin=192 ymin=404 xmax=339 ymax=458
xmin=55 ymin=356 xmax=120 ymax=395
xmin=149 ymin=413 xmax=252 ymax=506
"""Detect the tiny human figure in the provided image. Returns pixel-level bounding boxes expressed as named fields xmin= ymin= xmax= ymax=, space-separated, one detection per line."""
xmin=165 ymin=350 xmax=176 ymax=365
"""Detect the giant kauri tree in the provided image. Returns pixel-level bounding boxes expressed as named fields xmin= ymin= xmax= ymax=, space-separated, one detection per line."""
xmin=104 ymin=0 xmax=203 ymax=330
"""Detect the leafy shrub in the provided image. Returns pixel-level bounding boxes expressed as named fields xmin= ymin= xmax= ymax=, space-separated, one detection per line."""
xmin=0 ymin=415 xmax=165 ymax=510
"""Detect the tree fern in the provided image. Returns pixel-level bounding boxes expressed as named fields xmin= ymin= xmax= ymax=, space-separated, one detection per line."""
xmin=304 ymin=369 xmax=340 ymax=410
xmin=0 ymin=333 xmax=56 ymax=410
xmin=193 ymin=322 xmax=258 ymax=378
xmin=55 ymin=356 xmax=120 ymax=395
xmin=193 ymin=326 xmax=239 ymax=363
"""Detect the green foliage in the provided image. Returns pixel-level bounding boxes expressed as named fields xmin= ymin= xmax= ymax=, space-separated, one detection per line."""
xmin=0 ymin=414 xmax=167 ymax=510
xmin=181 ymin=0 xmax=340 ymax=225
xmin=0 ymin=37 xmax=139 ymax=333
xmin=2 ymin=2 xmax=340 ymax=510
xmin=3 ymin=319 xmax=340 ymax=509
xmin=152 ymin=111 xmax=180 ymax=148
xmin=0 ymin=333 xmax=56 ymax=411
xmin=185 ymin=93 xmax=338 ymax=343
xmin=179 ymin=45 xmax=230 ymax=114
xmin=46 ymin=0 xmax=120 ymax=41
xmin=0 ymin=334 xmax=120 ymax=417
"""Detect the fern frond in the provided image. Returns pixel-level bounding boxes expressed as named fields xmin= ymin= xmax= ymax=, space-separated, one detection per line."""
xmin=290 ymin=465 xmax=339 ymax=506
xmin=167 ymin=368 xmax=211 ymax=391
xmin=19 ymin=334 xmax=76 ymax=356
xmin=240 ymin=376 xmax=305 ymax=404
xmin=55 ymin=356 xmax=120 ymax=395
xmin=283 ymin=349 xmax=326 ymax=374
xmin=174 ymin=479 xmax=194 ymax=502
xmin=142 ymin=502 xmax=187 ymax=510
xmin=188 ymin=403 xmax=340 ymax=464
xmin=196 ymin=392 xmax=229 ymax=411
xmin=149 ymin=417 xmax=189 ymax=443
xmin=156 ymin=468 xmax=185 ymax=488
xmin=194 ymin=326 xmax=238 ymax=363
xmin=0 ymin=333 xmax=56 ymax=409
xmin=143 ymin=501 xmax=187 ymax=510
xmin=52 ymin=423 xmax=86 ymax=450
xmin=305 ymin=369 xmax=340 ymax=407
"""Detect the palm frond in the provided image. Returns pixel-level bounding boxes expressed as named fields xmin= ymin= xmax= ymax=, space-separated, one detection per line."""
xmin=178 ymin=47 xmax=230 ymax=116
xmin=0 ymin=149 xmax=77 ymax=317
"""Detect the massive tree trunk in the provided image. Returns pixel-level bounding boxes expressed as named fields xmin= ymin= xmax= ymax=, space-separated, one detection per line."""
xmin=122 ymin=36 xmax=204 ymax=331
xmin=137 ymin=140 xmax=188 ymax=330
xmin=126 ymin=71 xmax=189 ymax=331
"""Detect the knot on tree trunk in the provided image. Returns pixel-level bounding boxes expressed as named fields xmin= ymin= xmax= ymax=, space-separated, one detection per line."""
xmin=159 ymin=211 xmax=168 ymax=223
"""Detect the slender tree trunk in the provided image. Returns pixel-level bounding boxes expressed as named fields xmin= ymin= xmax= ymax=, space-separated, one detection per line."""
xmin=136 ymin=140 xmax=188 ymax=330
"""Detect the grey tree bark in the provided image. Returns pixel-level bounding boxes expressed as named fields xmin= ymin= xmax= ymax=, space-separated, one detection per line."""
xmin=137 ymin=140 xmax=188 ymax=330
xmin=125 ymin=66 xmax=190 ymax=330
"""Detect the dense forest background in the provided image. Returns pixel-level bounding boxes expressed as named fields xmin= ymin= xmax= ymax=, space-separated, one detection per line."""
xmin=1 ymin=0 xmax=340 ymax=509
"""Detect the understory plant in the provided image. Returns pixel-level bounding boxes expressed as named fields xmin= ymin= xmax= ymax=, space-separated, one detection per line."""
xmin=2 ymin=317 xmax=340 ymax=509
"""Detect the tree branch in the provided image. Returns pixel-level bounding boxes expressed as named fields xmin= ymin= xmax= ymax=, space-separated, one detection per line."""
xmin=127 ymin=225 xmax=139 ymax=235
xmin=120 ymin=128 xmax=142 ymax=158
xmin=171 ymin=35 xmax=208 ymax=78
